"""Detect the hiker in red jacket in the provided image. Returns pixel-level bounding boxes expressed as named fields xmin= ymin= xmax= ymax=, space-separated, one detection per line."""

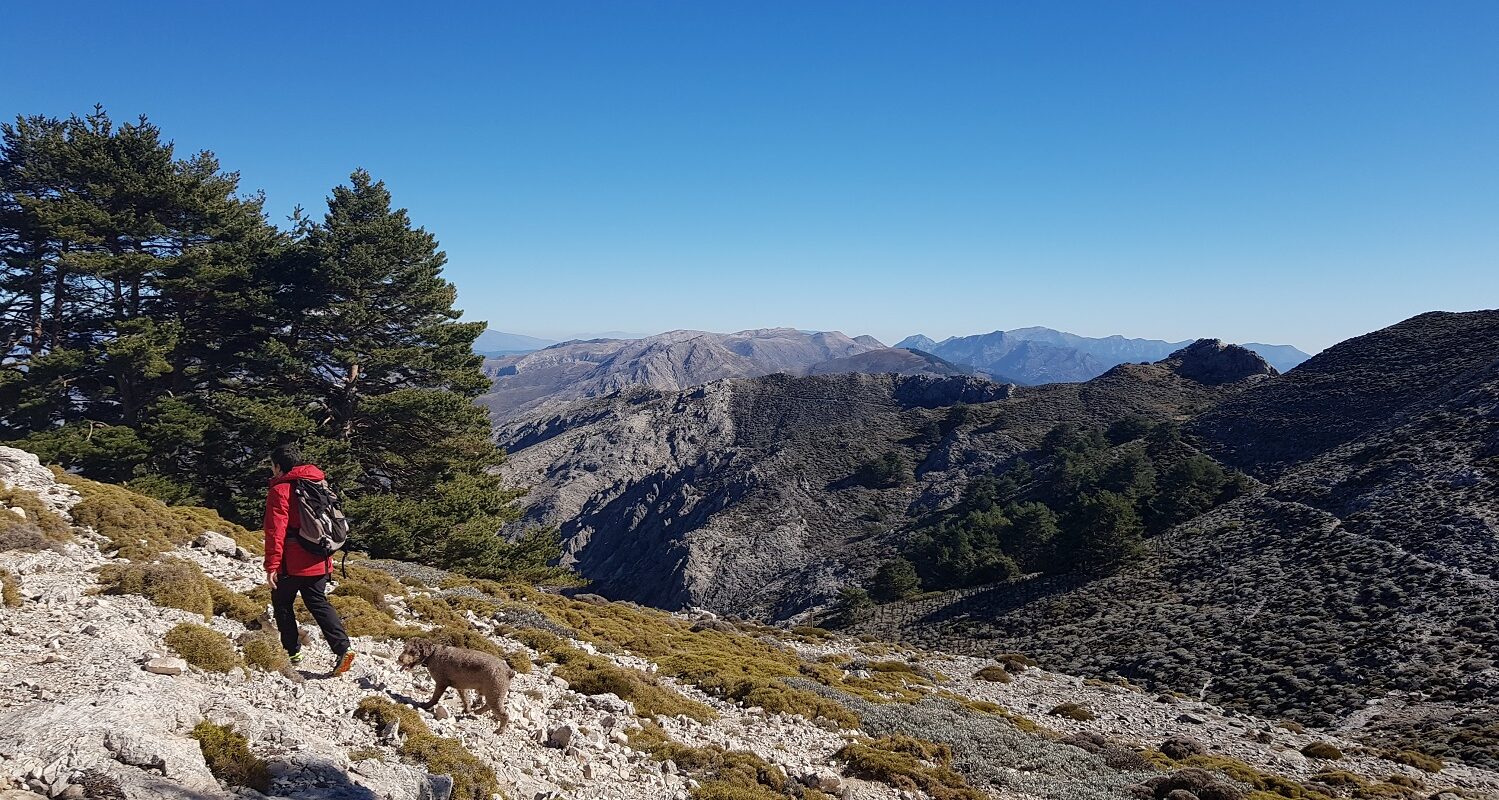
xmin=264 ymin=444 xmax=354 ymax=676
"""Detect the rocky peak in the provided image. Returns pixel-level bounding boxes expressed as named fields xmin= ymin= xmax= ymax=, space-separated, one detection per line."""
xmin=1167 ymin=339 xmax=1277 ymax=385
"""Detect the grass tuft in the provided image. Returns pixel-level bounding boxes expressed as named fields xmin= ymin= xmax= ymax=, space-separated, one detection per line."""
xmin=1048 ymin=702 xmax=1096 ymax=721
xmin=354 ymin=696 xmax=500 ymax=800
xmin=1 ymin=570 xmax=20 ymax=607
xmin=191 ymin=721 xmax=270 ymax=792
xmin=0 ymin=486 xmax=72 ymax=551
xmin=835 ymin=736 xmax=988 ymax=800
xmin=165 ymin=622 xmax=241 ymax=673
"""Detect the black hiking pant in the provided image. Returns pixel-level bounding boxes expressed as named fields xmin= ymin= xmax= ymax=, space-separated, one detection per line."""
xmin=271 ymin=574 xmax=350 ymax=656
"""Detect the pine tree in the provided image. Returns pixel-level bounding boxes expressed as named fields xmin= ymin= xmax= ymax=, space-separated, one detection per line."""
xmin=0 ymin=108 xmax=288 ymax=506
xmin=281 ymin=170 xmax=518 ymax=560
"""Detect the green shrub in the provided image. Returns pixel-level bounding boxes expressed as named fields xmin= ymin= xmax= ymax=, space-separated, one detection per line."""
xmin=191 ymin=721 xmax=270 ymax=792
xmin=61 ymin=473 xmax=259 ymax=560
xmin=870 ymin=558 xmax=921 ymax=602
xmin=354 ymin=697 xmax=499 ymax=800
xmin=1301 ymin=741 xmax=1344 ymax=760
xmin=550 ymin=644 xmax=715 ymax=721
xmin=1048 ymin=702 xmax=1096 ymax=721
xmin=1384 ymin=749 xmax=1442 ymax=773
xmin=241 ymin=631 xmax=291 ymax=673
xmin=1 ymin=570 xmax=20 ymax=607
xmin=835 ymin=737 xmax=987 ymax=800
xmin=99 ymin=559 xmax=214 ymax=619
xmin=630 ymin=721 xmax=786 ymax=798
xmin=974 ymin=665 xmax=1012 ymax=683
xmin=165 ymin=623 xmax=241 ymax=673
xmin=0 ymin=486 xmax=72 ymax=550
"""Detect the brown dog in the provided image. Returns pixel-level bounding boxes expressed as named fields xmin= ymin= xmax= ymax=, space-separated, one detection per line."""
xmin=397 ymin=638 xmax=512 ymax=728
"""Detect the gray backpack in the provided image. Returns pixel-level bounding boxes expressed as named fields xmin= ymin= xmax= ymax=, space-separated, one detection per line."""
xmin=290 ymin=478 xmax=350 ymax=558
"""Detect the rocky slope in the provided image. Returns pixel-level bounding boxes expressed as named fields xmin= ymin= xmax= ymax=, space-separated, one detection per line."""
xmin=477 ymin=329 xmax=886 ymax=422
xmin=496 ymin=343 xmax=1268 ymax=618
xmin=860 ymin=311 xmax=1499 ymax=769
xmin=3 ymin=446 xmax=1493 ymax=800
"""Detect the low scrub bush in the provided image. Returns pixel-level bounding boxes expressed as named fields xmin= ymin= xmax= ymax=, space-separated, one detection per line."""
xmin=0 ymin=486 xmax=72 ymax=551
xmin=165 ymin=623 xmax=241 ymax=673
xmin=1048 ymin=702 xmax=1096 ymax=721
xmin=1384 ymin=749 xmax=1442 ymax=773
xmin=1 ymin=570 xmax=20 ymax=607
xmin=514 ymin=585 xmax=861 ymax=726
xmin=1177 ymin=754 xmax=1331 ymax=799
xmin=549 ymin=644 xmax=715 ymax=721
xmin=355 ymin=697 xmax=499 ymax=800
xmin=630 ymin=722 xmax=787 ymax=798
xmin=1300 ymin=741 xmax=1344 ymax=760
xmin=99 ymin=558 xmax=215 ymax=619
xmin=974 ymin=665 xmax=1013 ymax=683
xmin=240 ymin=631 xmax=291 ymax=673
xmin=191 ymin=721 xmax=270 ymax=792
xmin=836 ymin=737 xmax=987 ymax=800
xmin=59 ymin=473 xmax=259 ymax=560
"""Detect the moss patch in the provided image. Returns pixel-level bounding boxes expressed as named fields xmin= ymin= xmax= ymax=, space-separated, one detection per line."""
xmin=165 ymin=623 xmax=241 ymax=673
xmin=191 ymin=721 xmax=270 ymax=792
xmin=354 ymin=696 xmax=500 ymax=800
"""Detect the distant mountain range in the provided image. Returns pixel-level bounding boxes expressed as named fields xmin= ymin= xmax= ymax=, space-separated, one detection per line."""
xmin=478 ymin=326 xmax=1312 ymax=419
xmin=477 ymin=328 xmax=889 ymax=421
xmin=897 ymin=328 xmax=1312 ymax=380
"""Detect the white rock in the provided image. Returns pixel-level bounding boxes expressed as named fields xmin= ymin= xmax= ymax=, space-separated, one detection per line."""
xmin=7 ymin=506 xmax=25 ymax=519
xmin=193 ymin=531 xmax=239 ymax=557
xmin=143 ymin=657 xmax=188 ymax=676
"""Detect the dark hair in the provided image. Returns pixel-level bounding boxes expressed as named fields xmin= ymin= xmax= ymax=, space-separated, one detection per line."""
xmin=270 ymin=443 xmax=304 ymax=473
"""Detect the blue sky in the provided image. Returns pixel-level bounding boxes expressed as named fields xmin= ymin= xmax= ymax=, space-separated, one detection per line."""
xmin=4 ymin=2 xmax=1496 ymax=352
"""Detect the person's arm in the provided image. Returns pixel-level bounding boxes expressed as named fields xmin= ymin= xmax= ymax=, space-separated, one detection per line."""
xmin=263 ymin=482 xmax=290 ymax=583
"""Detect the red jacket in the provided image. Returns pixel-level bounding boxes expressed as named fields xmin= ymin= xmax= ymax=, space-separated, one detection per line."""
xmin=263 ymin=464 xmax=334 ymax=577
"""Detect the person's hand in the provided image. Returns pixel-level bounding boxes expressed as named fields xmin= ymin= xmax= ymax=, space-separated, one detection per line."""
xmin=266 ymin=570 xmax=278 ymax=590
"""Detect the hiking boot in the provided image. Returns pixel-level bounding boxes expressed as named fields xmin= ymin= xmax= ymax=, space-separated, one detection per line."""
xmin=331 ymin=650 xmax=356 ymax=676
xmin=288 ymin=651 xmax=304 ymax=666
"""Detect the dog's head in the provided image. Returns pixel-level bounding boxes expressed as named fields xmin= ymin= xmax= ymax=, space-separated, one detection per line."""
xmin=397 ymin=638 xmax=437 ymax=670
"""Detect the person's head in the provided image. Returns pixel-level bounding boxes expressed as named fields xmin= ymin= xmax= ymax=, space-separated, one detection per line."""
xmin=270 ymin=443 xmax=303 ymax=477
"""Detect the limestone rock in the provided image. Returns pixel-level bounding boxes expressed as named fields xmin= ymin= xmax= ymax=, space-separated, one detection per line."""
xmin=192 ymin=531 xmax=239 ymax=558
xmin=143 ymin=657 xmax=188 ymax=676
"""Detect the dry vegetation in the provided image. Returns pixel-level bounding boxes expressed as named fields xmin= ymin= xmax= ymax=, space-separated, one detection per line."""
xmin=59 ymin=471 xmax=261 ymax=560
xmin=0 ymin=486 xmax=72 ymax=551
xmin=355 ymin=696 xmax=501 ymax=800
xmin=191 ymin=721 xmax=270 ymax=792
xmin=165 ymin=622 xmax=241 ymax=673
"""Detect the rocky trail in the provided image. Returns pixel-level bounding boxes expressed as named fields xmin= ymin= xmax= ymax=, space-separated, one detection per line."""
xmin=2 ymin=447 xmax=1495 ymax=800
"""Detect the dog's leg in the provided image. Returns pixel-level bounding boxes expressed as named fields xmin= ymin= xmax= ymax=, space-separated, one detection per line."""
xmin=459 ymin=688 xmax=473 ymax=714
xmin=422 ymin=682 xmax=449 ymax=710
